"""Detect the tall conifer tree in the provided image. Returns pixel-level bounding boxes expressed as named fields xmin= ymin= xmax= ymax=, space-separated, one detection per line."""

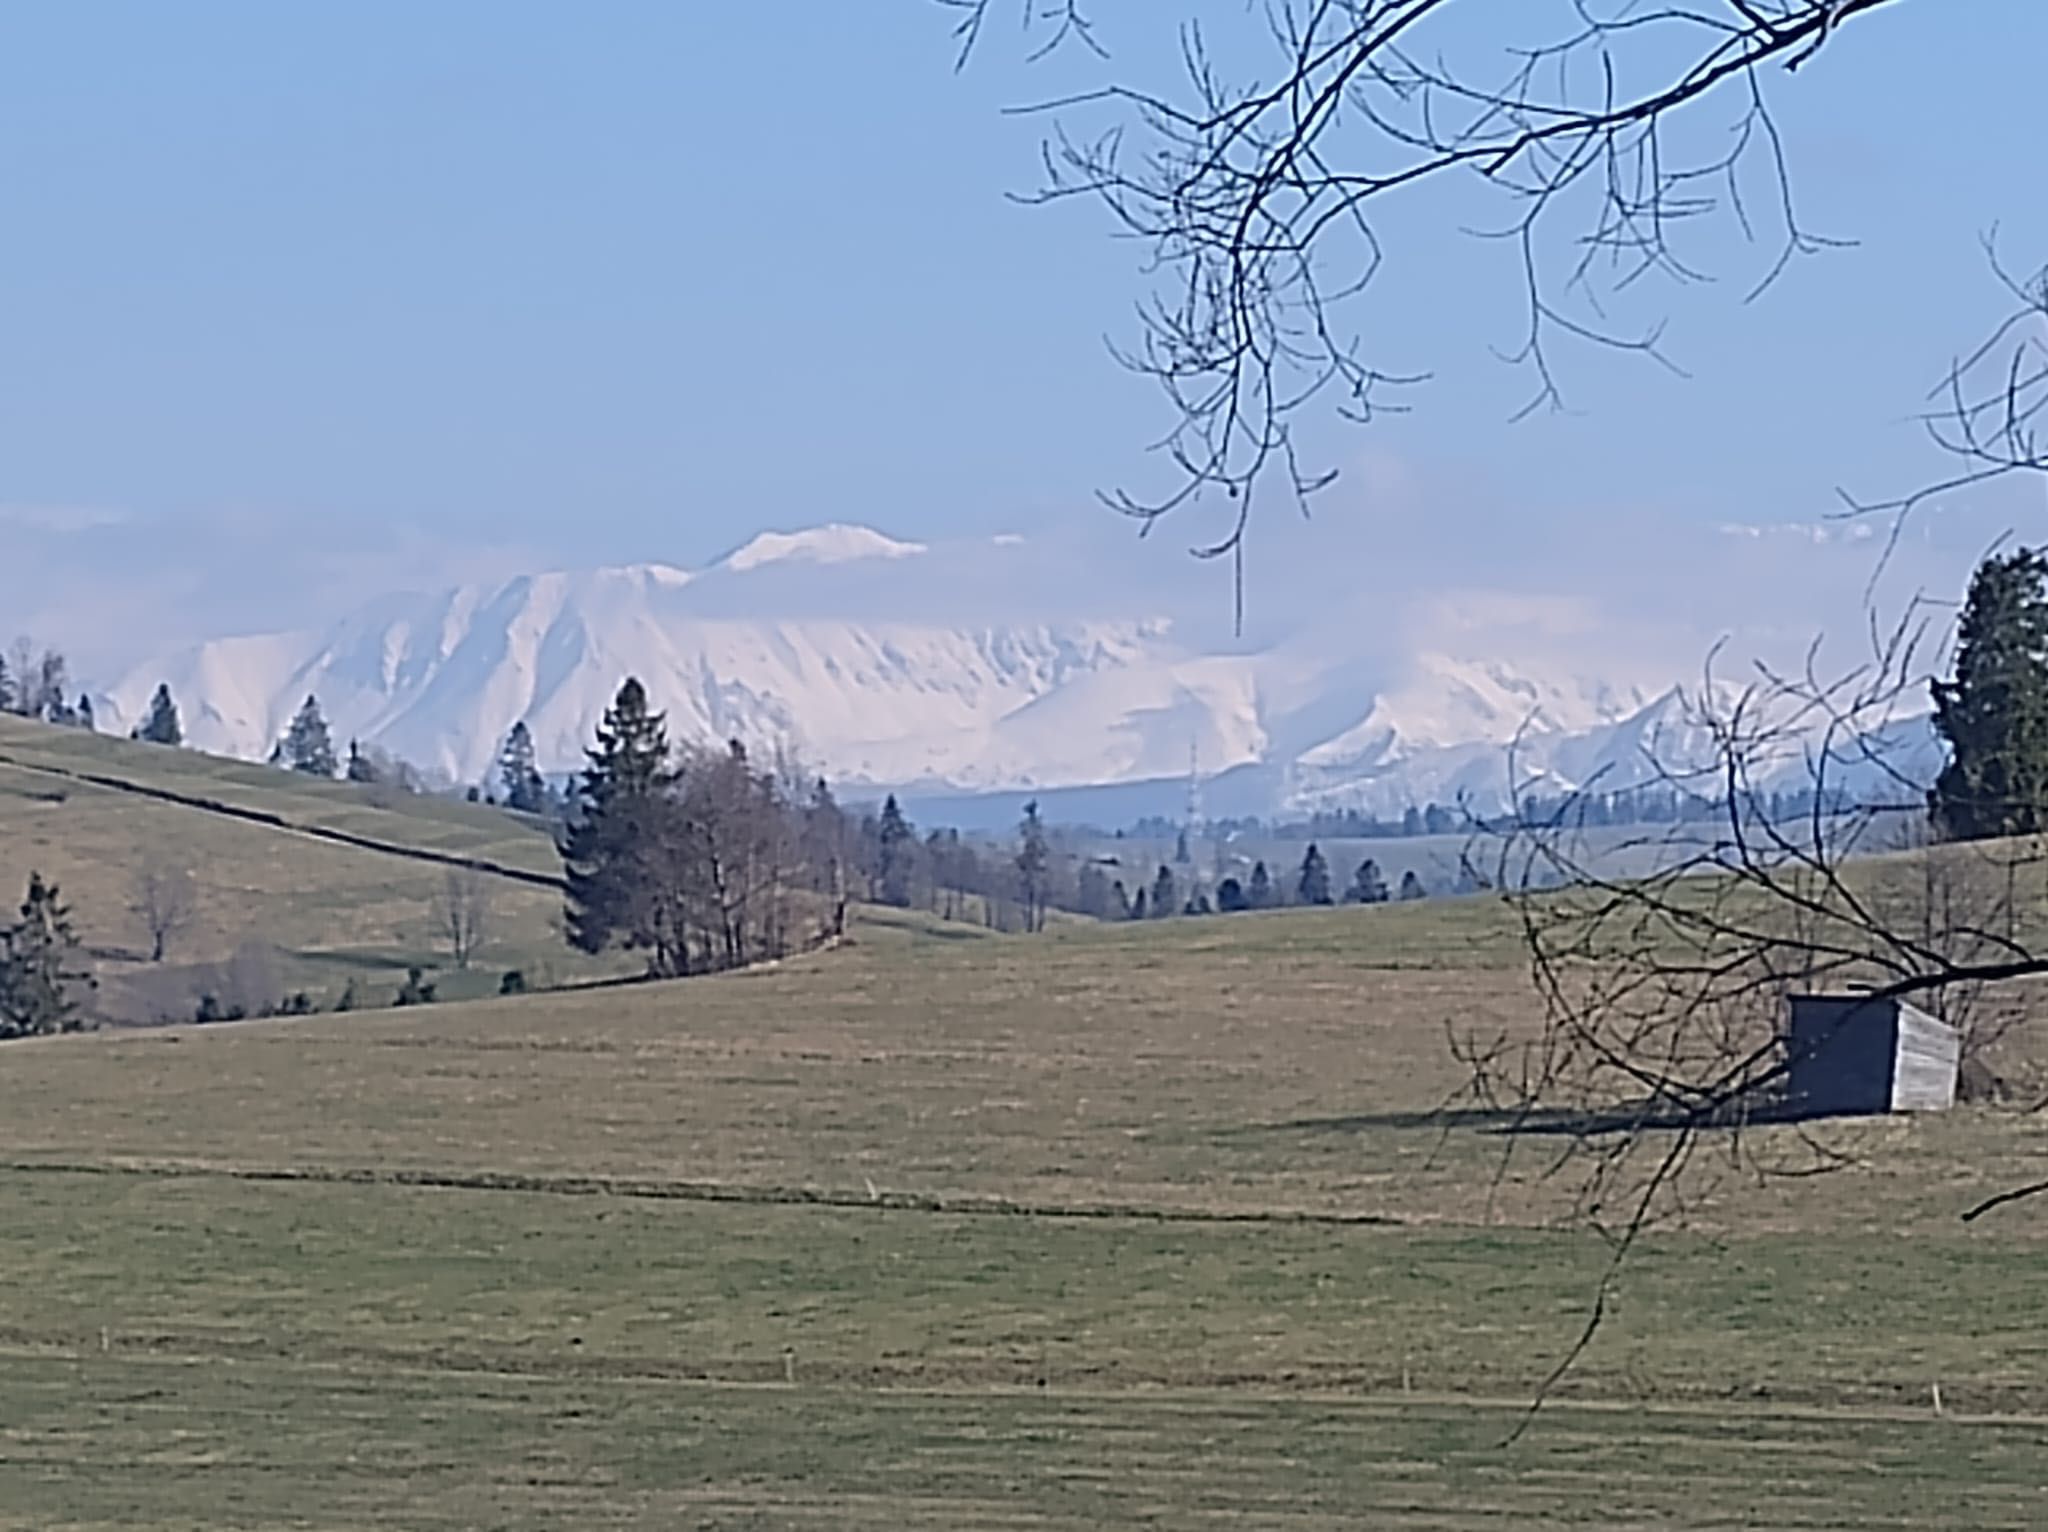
xmin=498 ymin=721 xmax=548 ymax=813
xmin=134 ymin=683 xmax=183 ymax=746
xmin=0 ymin=873 xmax=92 ymax=1037
xmin=1297 ymin=843 xmax=1333 ymax=906
xmin=282 ymin=696 xmax=338 ymax=777
xmin=563 ymin=678 xmax=672 ymax=957
xmin=1930 ymin=549 xmax=2048 ymax=841
xmin=876 ymin=794 xmax=916 ymax=908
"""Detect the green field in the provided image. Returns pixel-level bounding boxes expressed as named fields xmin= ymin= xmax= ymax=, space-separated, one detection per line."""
xmin=2 ymin=719 xmax=2044 ymax=1527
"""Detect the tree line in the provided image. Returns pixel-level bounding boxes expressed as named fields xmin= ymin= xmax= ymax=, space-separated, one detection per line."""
xmin=1094 ymin=842 xmax=1432 ymax=922
xmin=1155 ymin=784 xmax=1872 ymax=848
xmin=0 ymin=640 xmax=94 ymax=729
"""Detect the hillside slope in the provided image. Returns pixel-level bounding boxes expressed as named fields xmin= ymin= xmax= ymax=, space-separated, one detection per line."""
xmin=0 ymin=715 xmax=613 ymax=1019
xmin=0 ymin=715 xmax=1016 ymax=1024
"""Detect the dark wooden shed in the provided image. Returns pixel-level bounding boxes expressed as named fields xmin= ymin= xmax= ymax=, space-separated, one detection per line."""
xmin=1784 ymin=994 xmax=1960 ymax=1116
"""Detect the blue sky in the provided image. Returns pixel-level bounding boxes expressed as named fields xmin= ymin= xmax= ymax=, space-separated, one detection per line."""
xmin=2 ymin=2 xmax=2042 ymax=662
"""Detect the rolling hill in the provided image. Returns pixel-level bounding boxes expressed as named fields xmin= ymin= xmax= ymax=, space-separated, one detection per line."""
xmin=0 ymin=714 xmax=613 ymax=1020
xmin=0 ymin=713 xmax=1015 ymax=1025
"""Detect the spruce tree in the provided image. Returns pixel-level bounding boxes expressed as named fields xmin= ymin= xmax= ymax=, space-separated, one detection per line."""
xmin=1298 ymin=842 xmax=1333 ymax=906
xmin=563 ymin=678 xmax=672 ymax=957
xmin=1150 ymin=864 xmax=1177 ymax=917
xmin=498 ymin=721 xmax=547 ymax=813
xmin=1348 ymin=857 xmax=1389 ymax=904
xmin=1247 ymin=860 xmax=1273 ymax=909
xmin=1015 ymin=800 xmax=1050 ymax=932
xmin=0 ymin=873 xmax=93 ymax=1038
xmin=75 ymin=694 xmax=95 ymax=732
xmin=1076 ymin=862 xmax=1114 ymax=920
xmin=876 ymin=795 xmax=916 ymax=908
xmin=1930 ymin=549 xmax=2048 ymax=841
xmin=580 ymin=680 xmax=669 ymax=810
xmin=31 ymin=651 xmax=68 ymax=722
xmin=282 ymin=696 xmax=338 ymax=777
xmin=1399 ymin=869 xmax=1427 ymax=901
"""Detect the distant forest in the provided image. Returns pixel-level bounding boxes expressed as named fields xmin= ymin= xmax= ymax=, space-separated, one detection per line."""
xmin=1137 ymin=784 xmax=1877 ymax=845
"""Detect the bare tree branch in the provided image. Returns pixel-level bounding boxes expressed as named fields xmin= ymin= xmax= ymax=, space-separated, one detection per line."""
xmin=1470 ymin=596 xmax=2048 ymax=1261
xmin=128 ymin=859 xmax=196 ymax=965
xmin=956 ymin=1 xmax=1916 ymax=619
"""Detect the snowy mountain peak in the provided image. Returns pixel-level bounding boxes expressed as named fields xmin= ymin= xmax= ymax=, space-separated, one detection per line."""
xmin=613 ymin=562 xmax=695 ymax=589
xmin=720 ymin=524 xmax=928 ymax=573
xmin=91 ymin=521 xmax=1910 ymax=818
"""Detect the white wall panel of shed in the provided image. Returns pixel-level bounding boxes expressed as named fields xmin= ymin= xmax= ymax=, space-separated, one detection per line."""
xmin=1891 ymin=1002 xmax=1961 ymax=1111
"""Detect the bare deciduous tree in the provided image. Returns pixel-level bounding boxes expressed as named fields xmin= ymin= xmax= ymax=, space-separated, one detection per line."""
xmin=128 ymin=859 xmax=196 ymax=964
xmin=431 ymin=868 xmax=494 ymax=970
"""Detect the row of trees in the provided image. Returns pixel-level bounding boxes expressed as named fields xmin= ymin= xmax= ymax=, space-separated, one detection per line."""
xmin=1162 ymin=785 xmax=1860 ymax=851
xmin=562 ymin=680 xmax=1417 ymax=972
xmin=263 ymin=694 xmax=550 ymax=812
xmin=1107 ymin=844 xmax=1432 ymax=921
xmin=570 ymin=748 xmax=1463 ymax=941
xmin=4 ymin=662 xmax=180 ymax=748
xmin=1 ymin=671 xmax=533 ymax=812
xmin=0 ymin=641 xmax=93 ymax=729
xmin=859 ymin=794 xmax=1061 ymax=933
xmin=1141 ymin=804 xmax=1470 ymax=843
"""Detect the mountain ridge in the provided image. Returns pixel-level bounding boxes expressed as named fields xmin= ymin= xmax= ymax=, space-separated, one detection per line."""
xmin=95 ymin=526 xmax=1940 ymax=817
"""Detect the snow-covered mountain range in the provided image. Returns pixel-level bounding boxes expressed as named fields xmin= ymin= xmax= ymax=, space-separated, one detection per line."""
xmin=92 ymin=523 xmax=1941 ymax=819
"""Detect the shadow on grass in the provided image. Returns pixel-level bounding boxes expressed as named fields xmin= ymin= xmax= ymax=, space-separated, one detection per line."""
xmin=906 ymin=924 xmax=998 ymax=943
xmin=1225 ymin=1094 xmax=1862 ymax=1141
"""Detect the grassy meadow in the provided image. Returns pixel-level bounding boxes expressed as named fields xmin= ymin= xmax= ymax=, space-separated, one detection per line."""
xmin=2 ymin=717 xmax=2046 ymax=1526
